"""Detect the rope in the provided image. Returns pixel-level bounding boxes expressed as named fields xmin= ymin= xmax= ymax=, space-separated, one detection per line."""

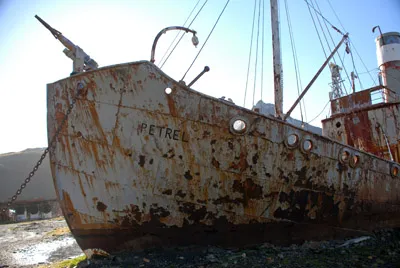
xmin=243 ymin=0 xmax=257 ymax=107
xmin=158 ymin=0 xmax=202 ymax=66
xmin=252 ymin=0 xmax=262 ymax=107
xmin=284 ymin=0 xmax=305 ymax=123
xmin=260 ymin=0 xmax=265 ymax=101
xmin=160 ymin=0 xmax=208 ymax=68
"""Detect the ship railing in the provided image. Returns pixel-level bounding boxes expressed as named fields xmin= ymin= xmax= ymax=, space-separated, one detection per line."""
xmin=330 ymin=85 xmax=400 ymax=115
xmin=370 ymin=86 xmax=399 ymax=104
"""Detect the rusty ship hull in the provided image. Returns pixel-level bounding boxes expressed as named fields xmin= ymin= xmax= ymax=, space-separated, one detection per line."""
xmin=47 ymin=61 xmax=400 ymax=255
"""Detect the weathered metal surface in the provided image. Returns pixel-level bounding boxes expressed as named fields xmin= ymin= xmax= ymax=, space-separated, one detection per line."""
xmin=47 ymin=61 xmax=400 ymax=255
xmin=270 ymin=0 xmax=283 ymax=118
xmin=323 ymin=86 xmax=400 ymax=163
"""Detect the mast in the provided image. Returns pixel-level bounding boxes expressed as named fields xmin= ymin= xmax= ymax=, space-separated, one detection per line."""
xmin=270 ymin=0 xmax=283 ymax=118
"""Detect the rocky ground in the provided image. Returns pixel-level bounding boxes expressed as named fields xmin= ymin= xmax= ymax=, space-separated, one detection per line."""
xmin=0 ymin=218 xmax=399 ymax=268
xmin=78 ymin=229 xmax=400 ymax=268
xmin=0 ymin=217 xmax=82 ymax=268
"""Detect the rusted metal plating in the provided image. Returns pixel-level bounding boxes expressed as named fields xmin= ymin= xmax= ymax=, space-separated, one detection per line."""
xmin=47 ymin=61 xmax=400 ymax=255
xmin=322 ymin=85 xmax=400 ymax=163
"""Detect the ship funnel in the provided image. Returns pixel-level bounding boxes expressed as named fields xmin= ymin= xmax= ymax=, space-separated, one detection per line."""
xmin=375 ymin=31 xmax=400 ymax=102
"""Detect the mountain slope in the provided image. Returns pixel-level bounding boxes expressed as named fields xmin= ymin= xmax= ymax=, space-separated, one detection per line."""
xmin=0 ymin=148 xmax=55 ymax=203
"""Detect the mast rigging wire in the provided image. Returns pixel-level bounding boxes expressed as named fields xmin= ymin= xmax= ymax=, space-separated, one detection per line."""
xmin=158 ymin=0 xmax=202 ymax=66
xmin=252 ymin=0 xmax=262 ymax=108
xmin=325 ymin=0 xmax=376 ymax=86
xmin=304 ymin=0 xmax=343 ymax=34
xmin=160 ymin=0 xmax=208 ymax=68
xmin=349 ymin=41 xmax=363 ymax=90
xmin=260 ymin=0 xmax=265 ymax=102
xmin=284 ymin=0 xmax=305 ymax=123
xmin=243 ymin=0 xmax=258 ymax=107
xmin=181 ymin=0 xmax=230 ymax=81
xmin=307 ymin=100 xmax=330 ymax=124
xmin=311 ymin=0 xmax=350 ymax=94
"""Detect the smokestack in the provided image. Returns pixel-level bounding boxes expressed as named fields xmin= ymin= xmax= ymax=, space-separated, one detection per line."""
xmin=375 ymin=31 xmax=400 ymax=102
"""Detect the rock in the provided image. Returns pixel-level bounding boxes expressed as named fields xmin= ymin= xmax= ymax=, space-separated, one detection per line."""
xmin=338 ymin=236 xmax=371 ymax=248
xmin=206 ymin=254 xmax=218 ymax=263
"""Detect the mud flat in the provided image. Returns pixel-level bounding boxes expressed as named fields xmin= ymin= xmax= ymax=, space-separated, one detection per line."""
xmin=0 ymin=217 xmax=82 ymax=268
xmin=1 ymin=218 xmax=399 ymax=267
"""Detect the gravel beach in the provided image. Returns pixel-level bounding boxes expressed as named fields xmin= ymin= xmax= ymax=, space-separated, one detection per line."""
xmin=0 ymin=218 xmax=399 ymax=267
xmin=77 ymin=229 xmax=400 ymax=268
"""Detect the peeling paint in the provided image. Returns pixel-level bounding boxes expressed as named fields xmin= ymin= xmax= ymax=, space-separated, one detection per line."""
xmin=47 ymin=61 xmax=400 ymax=256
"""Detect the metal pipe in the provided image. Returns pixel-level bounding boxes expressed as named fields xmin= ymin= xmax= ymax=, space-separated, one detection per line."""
xmin=378 ymin=123 xmax=394 ymax=161
xmin=150 ymin=26 xmax=198 ymax=63
xmin=188 ymin=66 xmax=210 ymax=87
xmin=284 ymin=34 xmax=348 ymax=121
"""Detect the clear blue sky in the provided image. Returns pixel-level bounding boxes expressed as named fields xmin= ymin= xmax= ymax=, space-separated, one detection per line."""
xmin=0 ymin=0 xmax=399 ymax=154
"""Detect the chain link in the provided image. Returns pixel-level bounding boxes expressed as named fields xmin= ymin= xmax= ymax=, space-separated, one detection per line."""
xmin=1 ymin=83 xmax=84 ymax=213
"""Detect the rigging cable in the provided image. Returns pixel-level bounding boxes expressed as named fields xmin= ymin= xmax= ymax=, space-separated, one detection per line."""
xmin=349 ymin=40 xmax=364 ymax=90
xmin=243 ymin=0 xmax=258 ymax=107
xmin=326 ymin=0 xmax=376 ymax=86
xmin=181 ymin=0 xmax=230 ymax=81
xmin=158 ymin=0 xmax=202 ymax=66
xmin=306 ymin=2 xmax=327 ymax=58
xmin=260 ymin=0 xmax=265 ymax=102
xmin=252 ymin=0 xmax=262 ymax=108
xmin=160 ymin=0 xmax=208 ymax=68
xmin=304 ymin=0 xmax=342 ymax=34
xmin=324 ymin=0 xmax=391 ymax=156
xmin=311 ymin=0 xmax=350 ymax=94
xmin=357 ymin=67 xmax=379 ymax=76
xmin=307 ymin=99 xmax=330 ymax=124
xmin=284 ymin=0 xmax=305 ymax=123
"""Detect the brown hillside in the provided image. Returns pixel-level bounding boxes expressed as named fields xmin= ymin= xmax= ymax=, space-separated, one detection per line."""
xmin=0 ymin=148 xmax=56 ymax=203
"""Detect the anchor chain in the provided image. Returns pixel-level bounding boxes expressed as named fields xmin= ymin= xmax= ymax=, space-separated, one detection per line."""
xmin=1 ymin=82 xmax=85 ymax=213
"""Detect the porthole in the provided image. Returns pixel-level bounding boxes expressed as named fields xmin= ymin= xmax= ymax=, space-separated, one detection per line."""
xmin=285 ymin=133 xmax=299 ymax=149
xmin=233 ymin=119 xmax=246 ymax=133
xmin=339 ymin=148 xmax=351 ymax=164
xmin=165 ymin=87 xmax=172 ymax=94
xmin=349 ymin=153 xmax=361 ymax=168
xmin=229 ymin=116 xmax=249 ymax=135
xmin=300 ymin=138 xmax=313 ymax=154
xmin=390 ymin=164 xmax=399 ymax=178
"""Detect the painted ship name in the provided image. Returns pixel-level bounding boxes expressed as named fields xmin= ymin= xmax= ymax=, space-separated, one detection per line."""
xmin=139 ymin=123 xmax=189 ymax=142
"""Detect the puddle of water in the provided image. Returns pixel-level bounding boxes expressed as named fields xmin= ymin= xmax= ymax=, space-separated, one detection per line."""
xmin=13 ymin=236 xmax=80 ymax=265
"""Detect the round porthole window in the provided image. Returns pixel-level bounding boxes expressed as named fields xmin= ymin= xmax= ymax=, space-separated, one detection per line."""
xmin=233 ymin=119 xmax=246 ymax=133
xmin=229 ymin=116 xmax=249 ymax=135
xmin=390 ymin=164 xmax=399 ymax=178
xmin=349 ymin=153 xmax=361 ymax=168
xmin=300 ymin=138 xmax=313 ymax=154
xmin=165 ymin=87 xmax=172 ymax=94
xmin=285 ymin=133 xmax=299 ymax=148
xmin=339 ymin=148 xmax=351 ymax=164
